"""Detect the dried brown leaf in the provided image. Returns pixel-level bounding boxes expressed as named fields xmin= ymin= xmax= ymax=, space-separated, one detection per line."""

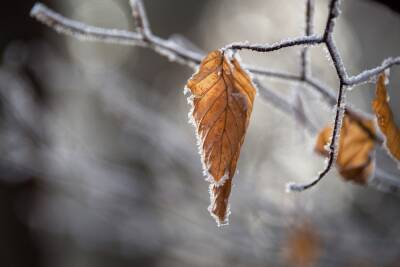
xmin=372 ymin=73 xmax=400 ymax=162
xmin=315 ymin=116 xmax=375 ymax=184
xmin=283 ymin=221 xmax=320 ymax=267
xmin=186 ymin=50 xmax=256 ymax=226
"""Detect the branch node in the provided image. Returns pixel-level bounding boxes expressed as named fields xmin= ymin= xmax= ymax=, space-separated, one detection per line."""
xmin=129 ymin=0 xmax=152 ymax=40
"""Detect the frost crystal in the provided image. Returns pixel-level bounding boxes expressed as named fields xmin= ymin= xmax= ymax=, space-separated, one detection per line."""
xmin=208 ymin=184 xmax=231 ymax=227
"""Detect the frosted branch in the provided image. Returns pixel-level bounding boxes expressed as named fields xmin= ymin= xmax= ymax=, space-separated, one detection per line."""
xmin=305 ymin=0 xmax=315 ymax=37
xmin=305 ymin=77 xmax=336 ymax=104
xmin=345 ymin=57 xmax=400 ymax=85
xmin=246 ymin=67 xmax=301 ymax=81
xmin=255 ymin=80 xmax=318 ymax=133
xmin=30 ymin=3 xmax=203 ymax=67
xmin=30 ymin=3 xmax=145 ymax=46
xmin=129 ymin=0 xmax=151 ymax=38
xmin=300 ymin=0 xmax=315 ymax=79
xmin=30 ymin=1 xmax=400 ymax=193
xmin=30 ymin=2 xmax=315 ymax=81
xmin=225 ymin=35 xmax=324 ymax=53
xmin=288 ymin=83 xmax=346 ymax=192
xmin=324 ymin=0 xmax=341 ymax=39
xmin=325 ymin=37 xmax=348 ymax=83
xmin=323 ymin=0 xmax=348 ymax=83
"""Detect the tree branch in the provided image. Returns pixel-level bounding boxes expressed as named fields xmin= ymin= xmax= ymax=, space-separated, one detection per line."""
xmin=288 ymin=83 xmax=346 ymax=191
xmin=255 ymin=80 xmax=318 ymax=134
xmin=129 ymin=0 xmax=151 ymax=39
xmin=30 ymin=2 xmax=203 ymax=67
xmin=30 ymin=3 xmax=145 ymax=46
xmin=287 ymin=0 xmax=349 ymax=191
xmin=345 ymin=57 xmax=400 ymax=85
xmin=300 ymin=0 xmax=315 ymax=80
xmin=27 ymin=1 xmax=380 ymax=125
xmin=224 ymin=35 xmax=323 ymax=53
xmin=30 ymin=0 xmax=400 ymax=193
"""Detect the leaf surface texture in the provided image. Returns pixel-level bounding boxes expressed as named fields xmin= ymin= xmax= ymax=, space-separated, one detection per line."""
xmin=372 ymin=73 xmax=400 ymax=162
xmin=186 ymin=50 xmax=256 ymax=225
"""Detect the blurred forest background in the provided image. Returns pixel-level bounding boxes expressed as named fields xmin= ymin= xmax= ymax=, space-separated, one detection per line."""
xmin=1 ymin=0 xmax=400 ymax=266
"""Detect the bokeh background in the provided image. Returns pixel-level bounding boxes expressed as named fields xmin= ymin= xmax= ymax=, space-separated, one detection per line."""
xmin=1 ymin=0 xmax=400 ymax=266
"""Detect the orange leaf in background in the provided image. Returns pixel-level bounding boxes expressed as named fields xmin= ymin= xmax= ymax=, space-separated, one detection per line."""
xmin=372 ymin=73 xmax=400 ymax=162
xmin=315 ymin=116 xmax=375 ymax=184
xmin=186 ymin=50 xmax=256 ymax=226
xmin=283 ymin=221 xmax=320 ymax=267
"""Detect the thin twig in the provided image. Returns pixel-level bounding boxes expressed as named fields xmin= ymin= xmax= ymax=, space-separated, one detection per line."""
xmin=305 ymin=77 xmax=336 ymax=104
xmin=345 ymin=57 xmax=400 ymax=85
xmin=30 ymin=3 xmax=145 ymax=46
xmin=255 ymin=79 xmax=318 ymax=134
xmin=31 ymin=2 xmax=399 ymax=87
xmin=286 ymin=0 xmax=386 ymax=191
xmin=288 ymin=0 xmax=348 ymax=191
xmin=224 ymin=36 xmax=324 ymax=53
xmin=247 ymin=67 xmax=301 ymax=81
xmin=30 ymin=2 xmax=203 ymax=67
xmin=129 ymin=0 xmax=151 ymax=38
xmin=324 ymin=0 xmax=347 ymax=83
xmin=288 ymin=83 xmax=346 ymax=192
xmin=300 ymin=0 xmax=314 ymax=79
xmin=324 ymin=0 xmax=341 ymax=40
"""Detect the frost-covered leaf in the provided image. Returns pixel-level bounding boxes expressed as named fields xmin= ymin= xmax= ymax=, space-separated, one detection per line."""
xmin=185 ymin=50 xmax=256 ymax=226
xmin=372 ymin=73 xmax=400 ymax=163
xmin=208 ymin=178 xmax=232 ymax=226
xmin=315 ymin=116 xmax=375 ymax=184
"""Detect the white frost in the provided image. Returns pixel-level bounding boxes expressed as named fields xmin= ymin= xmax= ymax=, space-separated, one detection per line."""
xmin=208 ymin=184 xmax=231 ymax=227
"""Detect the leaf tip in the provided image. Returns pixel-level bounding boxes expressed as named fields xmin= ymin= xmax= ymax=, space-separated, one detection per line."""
xmin=208 ymin=183 xmax=231 ymax=227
